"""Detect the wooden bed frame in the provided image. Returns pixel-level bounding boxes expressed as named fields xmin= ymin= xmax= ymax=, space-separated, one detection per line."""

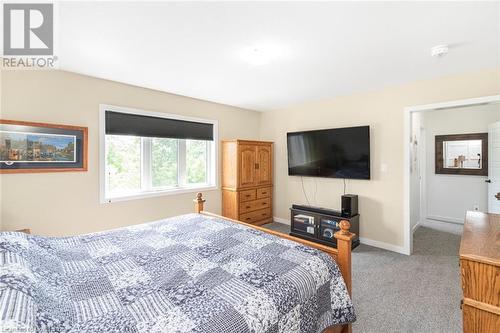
xmin=194 ymin=192 xmax=355 ymax=333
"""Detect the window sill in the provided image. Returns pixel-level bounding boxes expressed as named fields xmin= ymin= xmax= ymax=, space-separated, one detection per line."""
xmin=101 ymin=185 xmax=218 ymax=204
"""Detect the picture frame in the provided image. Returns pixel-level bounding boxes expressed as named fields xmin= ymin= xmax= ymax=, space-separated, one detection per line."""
xmin=435 ymin=133 xmax=488 ymax=176
xmin=0 ymin=119 xmax=88 ymax=173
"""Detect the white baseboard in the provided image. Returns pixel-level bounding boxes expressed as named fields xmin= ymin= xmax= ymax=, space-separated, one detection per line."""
xmin=411 ymin=222 xmax=420 ymax=234
xmin=426 ymin=215 xmax=463 ymax=225
xmin=273 ymin=217 xmax=290 ymax=225
xmin=420 ymin=219 xmax=463 ymax=235
xmin=359 ymin=237 xmax=407 ymax=255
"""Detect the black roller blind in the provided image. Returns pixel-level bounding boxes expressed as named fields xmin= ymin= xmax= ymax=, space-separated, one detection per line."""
xmin=105 ymin=111 xmax=213 ymax=141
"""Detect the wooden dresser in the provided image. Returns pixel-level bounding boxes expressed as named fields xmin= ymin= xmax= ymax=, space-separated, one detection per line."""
xmin=221 ymin=140 xmax=273 ymax=226
xmin=459 ymin=211 xmax=500 ymax=332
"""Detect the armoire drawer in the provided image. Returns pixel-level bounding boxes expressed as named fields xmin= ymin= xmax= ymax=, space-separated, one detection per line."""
xmin=240 ymin=197 xmax=271 ymax=214
xmin=240 ymin=208 xmax=271 ymax=224
xmin=240 ymin=189 xmax=256 ymax=202
xmin=256 ymin=187 xmax=272 ymax=199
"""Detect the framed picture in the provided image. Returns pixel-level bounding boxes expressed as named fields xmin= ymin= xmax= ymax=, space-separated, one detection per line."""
xmin=0 ymin=119 xmax=88 ymax=173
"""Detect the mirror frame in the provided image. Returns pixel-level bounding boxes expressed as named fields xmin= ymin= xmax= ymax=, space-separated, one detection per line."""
xmin=435 ymin=133 xmax=488 ymax=176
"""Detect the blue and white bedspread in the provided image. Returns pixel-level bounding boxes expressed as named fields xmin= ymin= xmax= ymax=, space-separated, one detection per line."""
xmin=0 ymin=213 xmax=355 ymax=333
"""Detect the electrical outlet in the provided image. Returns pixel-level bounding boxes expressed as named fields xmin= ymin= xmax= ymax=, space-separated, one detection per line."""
xmin=473 ymin=204 xmax=479 ymax=211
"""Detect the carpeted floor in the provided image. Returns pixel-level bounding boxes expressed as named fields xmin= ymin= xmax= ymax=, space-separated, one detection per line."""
xmin=262 ymin=222 xmax=462 ymax=333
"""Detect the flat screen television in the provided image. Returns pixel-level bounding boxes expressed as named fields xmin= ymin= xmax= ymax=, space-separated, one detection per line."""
xmin=287 ymin=126 xmax=370 ymax=179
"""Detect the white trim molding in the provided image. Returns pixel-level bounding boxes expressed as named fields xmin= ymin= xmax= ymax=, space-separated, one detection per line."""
xmin=420 ymin=219 xmax=463 ymax=235
xmin=405 ymin=95 xmax=500 ymax=113
xmin=273 ymin=216 xmax=290 ymax=225
xmin=359 ymin=237 xmax=407 ymax=255
xmin=412 ymin=221 xmax=420 ymax=234
xmin=403 ymin=94 xmax=500 ymax=255
xmin=426 ymin=215 xmax=463 ymax=225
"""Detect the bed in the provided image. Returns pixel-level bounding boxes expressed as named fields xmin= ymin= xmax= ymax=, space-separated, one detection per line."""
xmin=0 ymin=193 xmax=356 ymax=333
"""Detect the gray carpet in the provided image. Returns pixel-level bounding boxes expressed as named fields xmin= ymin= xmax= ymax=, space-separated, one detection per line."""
xmin=262 ymin=222 xmax=462 ymax=332
xmin=261 ymin=221 xmax=291 ymax=233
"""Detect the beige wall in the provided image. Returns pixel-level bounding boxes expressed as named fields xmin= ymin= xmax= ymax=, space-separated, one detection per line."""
xmin=260 ymin=68 xmax=500 ymax=250
xmin=1 ymin=70 xmax=261 ymax=236
xmin=2 ymin=68 xmax=499 ymax=249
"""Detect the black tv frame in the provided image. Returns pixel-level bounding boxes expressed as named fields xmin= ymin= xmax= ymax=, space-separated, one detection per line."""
xmin=286 ymin=125 xmax=370 ymax=180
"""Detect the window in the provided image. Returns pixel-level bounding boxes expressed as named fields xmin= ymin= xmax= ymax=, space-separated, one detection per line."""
xmin=100 ymin=105 xmax=217 ymax=203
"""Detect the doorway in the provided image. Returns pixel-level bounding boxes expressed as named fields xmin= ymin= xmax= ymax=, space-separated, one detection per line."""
xmin=487 ymin=121 xmax=500 ymax=213
xmin=404 ymin=95 xmax=500 ymax=254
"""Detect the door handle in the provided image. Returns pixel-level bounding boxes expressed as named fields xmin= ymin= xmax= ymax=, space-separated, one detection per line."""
xmin=485 ymin=179 xmax=492 ymax=183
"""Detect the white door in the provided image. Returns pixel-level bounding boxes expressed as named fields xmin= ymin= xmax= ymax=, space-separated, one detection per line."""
xmin=488 ymin=121 xmax=500 ymax=213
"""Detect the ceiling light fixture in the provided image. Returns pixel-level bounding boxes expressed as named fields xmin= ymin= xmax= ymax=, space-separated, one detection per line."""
xmin=431 ymin=44 xmax=449 ymax=57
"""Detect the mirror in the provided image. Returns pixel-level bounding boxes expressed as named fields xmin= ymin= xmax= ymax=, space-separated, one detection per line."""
xmin=443 ymin=140 xmax=482 ymax=169
xmin=435 ymin=133 xmax=488 ymax=176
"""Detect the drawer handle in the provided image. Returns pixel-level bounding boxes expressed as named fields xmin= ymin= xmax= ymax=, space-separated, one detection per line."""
xmin=246 ymin=194 xmax=251 ymax=197
xmin=246 ymin=206 xmax=251 ymax=209
xmin=262 ymin=202 xmax=267 ymax=205
xmin=262 ymin=213 xmax=267 ymax=216
xmin=245 ymin=217 xmax=251 ymax=221
xmin=261 ymin=192 xmax=267 ymax=195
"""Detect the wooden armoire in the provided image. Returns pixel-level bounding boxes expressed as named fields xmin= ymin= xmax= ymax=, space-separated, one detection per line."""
xmin=221 ymin=140 xmax=273 ymax=225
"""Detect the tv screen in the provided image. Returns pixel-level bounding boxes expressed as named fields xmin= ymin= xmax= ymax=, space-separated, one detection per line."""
xmin=287 ymin=126 xmax=370 ymax=179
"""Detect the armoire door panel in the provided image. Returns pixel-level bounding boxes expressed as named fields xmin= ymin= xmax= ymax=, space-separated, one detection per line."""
xmin=239 ymin=145 xmax=257 ymax=188
xmin=256 ymin=145 xmax=272 ymax=185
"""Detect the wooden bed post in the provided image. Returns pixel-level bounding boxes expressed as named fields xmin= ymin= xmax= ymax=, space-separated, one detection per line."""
xmin=194 ymin=192 xmax=206 ymax=213
xmin=334 ymin=220 xmax=355 ymax=333
xmin=334 ymin=220 xmax=355 ymax=296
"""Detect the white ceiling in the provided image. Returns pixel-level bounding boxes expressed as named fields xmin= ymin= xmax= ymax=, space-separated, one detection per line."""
xmin=58 ymin=1 xmax=499 ymax=111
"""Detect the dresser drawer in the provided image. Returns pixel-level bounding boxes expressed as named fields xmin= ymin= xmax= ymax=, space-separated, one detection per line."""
xmin=239 ymin=189 xmax=256 ymax=202
xmin=256 ymin=187 xmax=272 ymax=199
xmin=240 ymin=197 xmax=271 ymax=214
xmin=240 ymin=208 xmax=271 ymax=224
xmin=462 ymin=302 xmax=500 ymax=333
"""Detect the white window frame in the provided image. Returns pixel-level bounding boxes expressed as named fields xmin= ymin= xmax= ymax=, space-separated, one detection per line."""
xmin=99 ymin=104 xmax=218 ymax=204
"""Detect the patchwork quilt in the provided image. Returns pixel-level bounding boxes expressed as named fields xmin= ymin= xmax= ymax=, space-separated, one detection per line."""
xmin=0 ymin=214 xmax=355 ymax=333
